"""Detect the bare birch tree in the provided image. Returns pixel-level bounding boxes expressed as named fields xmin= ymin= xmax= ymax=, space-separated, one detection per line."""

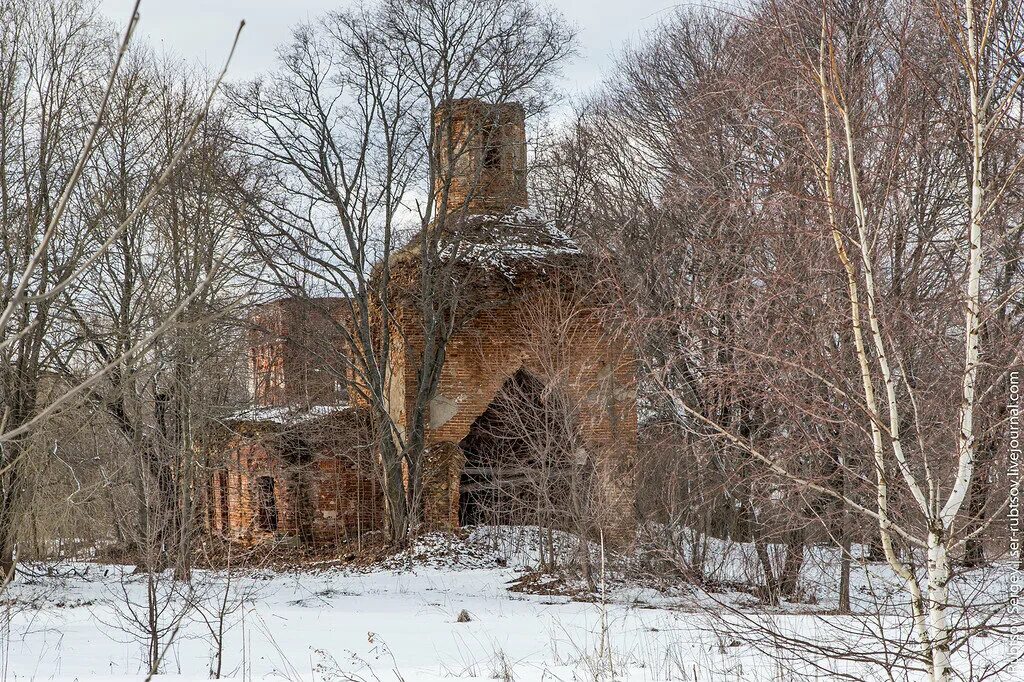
xmin=536 ymin=0 xmax=1023 ymax=677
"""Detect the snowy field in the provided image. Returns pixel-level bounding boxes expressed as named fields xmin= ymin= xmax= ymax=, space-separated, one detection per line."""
xmin=1 ymin=530 xmax=1019 ymax=681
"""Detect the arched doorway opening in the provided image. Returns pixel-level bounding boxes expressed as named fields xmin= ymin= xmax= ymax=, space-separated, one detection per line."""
xmin=458 ymin=368 xmax=581 ymax=527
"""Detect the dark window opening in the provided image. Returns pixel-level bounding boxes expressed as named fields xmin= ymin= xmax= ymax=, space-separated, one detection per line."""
xmin=255 ymin=476 xmax=278 ymax=532
xmin=282 ymin=438 xmax=317 ymax=546
xmin=482 ymin=122 xmax=501 ymax=170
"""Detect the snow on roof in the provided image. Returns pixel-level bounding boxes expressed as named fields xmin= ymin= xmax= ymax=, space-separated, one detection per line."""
xmin=432 ymin=208 xmax=584 ymax=280
xmin=225 ymin=403 xmax=353 ymax=426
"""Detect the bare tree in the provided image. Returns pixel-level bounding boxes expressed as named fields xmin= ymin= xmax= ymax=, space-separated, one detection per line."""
xmin=536 ymin=0 xmax=1023 ymax=677
xmin=232 ymin=0 xmax=574 ymax=545
xmin=65 ymin=55 xmax=258 ymax=575
xmin=0 ymin=0 xmax=243 ymax=586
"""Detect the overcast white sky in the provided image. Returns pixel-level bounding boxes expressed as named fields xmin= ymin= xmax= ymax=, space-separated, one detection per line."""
xmin=98 ymin=0 xmax=682 ymax=97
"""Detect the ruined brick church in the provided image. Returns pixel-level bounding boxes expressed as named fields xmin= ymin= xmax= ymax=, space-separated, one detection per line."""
xmin=207 ymin=100 xmax=636 ymax=547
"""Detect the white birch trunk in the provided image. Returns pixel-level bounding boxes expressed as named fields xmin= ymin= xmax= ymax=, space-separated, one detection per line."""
xmin=815 ymin=28 xmax=936 ymax=666
xmin=942 ymin=0 xmax=984 ymax=530
xmin=927 ymin=527 xmax=953 ymax=682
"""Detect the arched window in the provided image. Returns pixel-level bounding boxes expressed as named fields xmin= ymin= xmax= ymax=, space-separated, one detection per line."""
xmin=482 ymin=121 xmax=501 ymax=170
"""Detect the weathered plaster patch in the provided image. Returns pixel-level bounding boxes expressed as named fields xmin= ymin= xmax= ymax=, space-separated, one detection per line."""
xmin=429 ymin=394 xmax=460 ymax=429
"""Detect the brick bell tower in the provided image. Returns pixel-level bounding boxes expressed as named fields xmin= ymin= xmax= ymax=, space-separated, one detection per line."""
xmin=433 ymin=99 xmax=527 ymax=215
xmin=384 ymin=97 xmax=637 ymax=539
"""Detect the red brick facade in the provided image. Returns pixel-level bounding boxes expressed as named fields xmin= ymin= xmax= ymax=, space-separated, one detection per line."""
xmin=212 ymin=297 xmax=381 ymax=547
xmin=210 ymin=409 xmax=381 ymax=546
xmin=211 ymin=98 xmax=636 ymax=548
xmin=386 ymin=273 xmax=637 ymax=534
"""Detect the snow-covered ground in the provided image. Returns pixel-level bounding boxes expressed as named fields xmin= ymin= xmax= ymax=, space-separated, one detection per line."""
xmin=0 ymin=530 xmax=1019 ymax=681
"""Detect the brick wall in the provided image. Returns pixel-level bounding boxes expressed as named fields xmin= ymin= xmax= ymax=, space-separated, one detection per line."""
xmin=212 ymin=409 xmax=382 ymax=546
xmin=249 ymin=298 xmax=353 ymax=408
xmin=433 ymin=99 xmax=528 ymax=215
xmin=387 ymin=274 xmax=638 ymax=536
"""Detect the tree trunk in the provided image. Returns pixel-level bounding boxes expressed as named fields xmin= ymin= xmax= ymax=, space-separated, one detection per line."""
xmin=963 ymin=406 xmax=999 ymax=567
xmin=0 ymin=448 xmax=24 ymax=585
xmin=754 ymin=537 xmax=779 ymax=605
xmin=838 ymin=533 xmax=851 ymax=614
xmin=742 ymin=497 xmax=779 ymax=605
xmin=0 ymin=533 xmax=15 ymax=586
xmin=961 ymin=488 xmax=987 ymax=568
xmin=380 ymin=438 xmax=410 ymax=544
xmin=779 ymin=529 xmax=805 ymax=599
xmin=927 ymin=528 xmax=952 ymax=682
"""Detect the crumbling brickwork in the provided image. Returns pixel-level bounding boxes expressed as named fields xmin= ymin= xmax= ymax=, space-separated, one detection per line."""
xmin=211 ymin=410 xmax=381 ymax=546
xmin=434 ymin=99 xmax=527 ymax=215
xmin=211 ymin=98 xmax=637 ymax=549
xmin=387 ymin=276 xmax=637 ymax=535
